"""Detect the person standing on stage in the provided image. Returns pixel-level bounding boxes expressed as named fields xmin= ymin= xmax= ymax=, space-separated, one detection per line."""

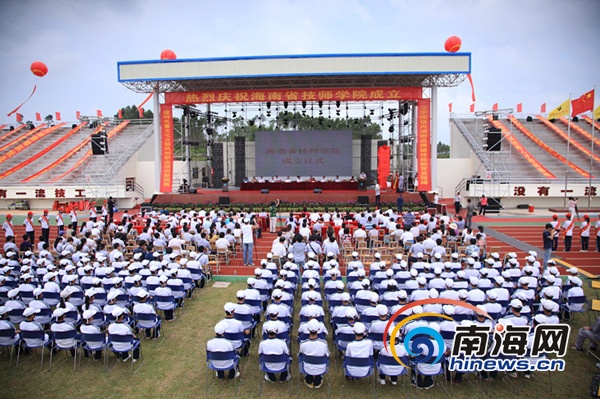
xmin=23 ymin=211 xmax=35 ymax=245
xmin=375 ymin=184 xmax=381 ymax=208
xmin=38 ymin=209 xmax=50 ymax=242
xmin=269 ymin=199 xmax=280 ymax=234
xmin=454 ymin=193 xmax=462 ymax=215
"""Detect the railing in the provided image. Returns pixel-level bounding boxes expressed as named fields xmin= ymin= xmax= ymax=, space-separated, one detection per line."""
xmin=450 ymin=116 xmax=502 ymax=178
xmin=100 ymin=123 xmax=154 ymax=182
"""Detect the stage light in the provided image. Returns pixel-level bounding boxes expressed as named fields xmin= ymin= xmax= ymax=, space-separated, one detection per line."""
xmin=336 ymin=101 xmax=341 ymax=108
xmin=302 ymin=100 xmax=307 ymax=108
xmin=388 ymin=125 xmax=394 ymax=133
xmin=336 ymin=110 xmax=340 ymax=116
xmin=318 ymin=101 xmax=323 ymax=108
xmin=319 ymin=110 xmax=323 ymax=116
xmin=232 ymin=112 xmax=237 ymax=118
xmin=266 ymin=111 xmax=271 ymax=117
xmin=266 ymin=102 xmax=271 ymax=109
xmin=370 ymin=109 xmax=374 ymax=116
xmin=206 ymin=128 xmax=215 ymax=135
xmin=284 ymin=101 xmax=288 ymax=109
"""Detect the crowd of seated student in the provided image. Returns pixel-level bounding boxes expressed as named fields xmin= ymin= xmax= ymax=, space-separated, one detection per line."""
xmin=202 ymin=205 xmax=581 ymax=388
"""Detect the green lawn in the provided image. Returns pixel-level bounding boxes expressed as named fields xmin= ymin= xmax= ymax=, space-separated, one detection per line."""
xmin=0 ymin=280 xmax=597 ymax=399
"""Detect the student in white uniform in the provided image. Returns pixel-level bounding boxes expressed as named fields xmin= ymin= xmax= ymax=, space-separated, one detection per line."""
xmin=80 ymin=309 xmax=104 ymax=360
xmin=378 ymin=329 xmax=408 ymax=386
xmin=50 ymin=307 xmax=78 ymax=356
xmin=259 ymin=321 xmax=291 ymax=382
xmin=107 ymin=307 xmax=140 ymax=362
xmin=133 ymin=290 xmax=161 ymax=339
xmin=298 ymin=319 xmax=330 ymax=389
xmin=206 ymin=321 xmax=240 ymax=379
xmin=0 ymin=306 xmax=20 ymax=347
xmin=344 ymin=322 xmax=374 ymax=380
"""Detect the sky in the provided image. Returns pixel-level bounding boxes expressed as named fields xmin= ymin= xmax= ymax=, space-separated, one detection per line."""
xmin=1 ymin=0 xmax=599 ymax=144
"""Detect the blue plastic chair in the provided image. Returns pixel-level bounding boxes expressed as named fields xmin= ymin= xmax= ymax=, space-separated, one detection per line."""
xmin=298 ymin=353 xmax=330 ymax=391
xmin=342 ymin=355 xmax=374 ymax=382
xmin=134 ymin=312 xmax=163 ymax=340
xmin=0 ymin=327 xmax=18 ymax=366
xmin=108 ymin=333 xmax=142 ymax=374
xmin=259 ymin=353 xmax=292 ymax=386
xmin=205 ymin=350 xmax=240 ymax=392
xmin=17 ymin=329 xmax=51 ymax=369
xmin=81 ymin=332 xmax=108 ymax=370
xmin=49 ymin=329 xmax=82 ymax=370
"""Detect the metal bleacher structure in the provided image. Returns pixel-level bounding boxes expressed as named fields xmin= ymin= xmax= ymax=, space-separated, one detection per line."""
xmin=0 ymin=120 xmax=154 ymax=207
xmin=451 ymin=113 xmax=600 ymax=210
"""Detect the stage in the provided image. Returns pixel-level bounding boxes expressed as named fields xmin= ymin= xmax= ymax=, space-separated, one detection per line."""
xmin=151 ymin=189 xmax=433 ymax=207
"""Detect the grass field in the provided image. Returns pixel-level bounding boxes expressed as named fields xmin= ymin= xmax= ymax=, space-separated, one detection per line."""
xmin=1 ymin=278 xmax=598 ymax=399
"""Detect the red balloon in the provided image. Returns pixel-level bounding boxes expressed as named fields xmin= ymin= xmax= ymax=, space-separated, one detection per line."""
xmin=30 ymin=61 xmax=48 ymax=77
xmin=444 ymin=36 xmax=462 ymax=53
xmin=160 ymin=49 xmax=177 ymax=60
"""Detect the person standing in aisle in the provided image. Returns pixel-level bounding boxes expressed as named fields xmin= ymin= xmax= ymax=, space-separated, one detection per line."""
xmin=454 ymin=193 xmax=462 ymax=215
xmin=465 ymin=199 xmax=475 ymax=228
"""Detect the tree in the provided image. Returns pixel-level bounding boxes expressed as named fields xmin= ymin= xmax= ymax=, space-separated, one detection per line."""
xmin=115 ymin=105 xmax=154 ymax=120
xmin=437 ymin=141 xmax=450 ymax=158
xmin=44 ymin=114 xmax=53 ymax=122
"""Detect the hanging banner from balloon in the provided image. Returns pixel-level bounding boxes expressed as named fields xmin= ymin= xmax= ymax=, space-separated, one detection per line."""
xmin=137 ymin=91 xmax=154 ymax=110
xmin=7 ymin=85 xmax=37 ymax=116
xmin=467 ymin=74 xmax=476 ymax=102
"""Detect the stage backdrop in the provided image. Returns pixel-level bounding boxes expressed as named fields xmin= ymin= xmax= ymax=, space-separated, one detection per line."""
xmin=255 ymin=130 xmax=352 ymax=177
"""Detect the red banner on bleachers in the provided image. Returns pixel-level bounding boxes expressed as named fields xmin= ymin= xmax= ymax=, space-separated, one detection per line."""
xmin=165 ymin=87 xmax=423 ymax=105
xmin=416 ymin=99 xmax=431 ymax=191
xmin=160 ymin=104 xmax=174 ymax=193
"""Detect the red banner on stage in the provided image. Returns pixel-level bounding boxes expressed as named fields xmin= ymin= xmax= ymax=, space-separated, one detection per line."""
xmin=416 ymin=99 xmax=431 ymax=191
xmin=377 ymin=145 xmax=390 ymax=189
xmin=160 ymin=104 xmax=174 ymax=192
xmin=165 ymin=87 xmax=423 ymax=105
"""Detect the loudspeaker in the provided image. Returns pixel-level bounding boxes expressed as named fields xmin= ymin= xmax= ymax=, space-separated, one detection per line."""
xmin=219 ymin=196 xmax=230 ymax=205
xmin=313 ymin=188 xmax=322 ymax=194
xmin=487 ymin=128 xmax=501 ymax=152
xmin=260 ymin=189 xmax=270 ymax=194
xmin=91 ymin=133 xmax=108 ymax=155
xmin=358 ymin=196 xmax=369 ymax=204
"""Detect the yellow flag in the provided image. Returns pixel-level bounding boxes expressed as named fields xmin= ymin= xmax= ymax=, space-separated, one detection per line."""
xmin=548 ymin=99 xmax=570 ymax=119
xmin=594 ymin=105 xmax=600 ymax=120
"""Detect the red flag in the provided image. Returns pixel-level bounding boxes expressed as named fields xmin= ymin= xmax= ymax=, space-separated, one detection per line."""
xmin=541 ymin=103 xmax=546 ymax=113
xmin=117 ymin=109 xmax=123 ymax=119
xmin=448 ymin=103 xmax=453 ymax=113
xmin=35 ymin=112 xmax=41 ymax=121
xmin=516 ymin=103 xmax=523 ymax=113
xmin=492 ymin=103 xmax=498 ymax=111
xmin=138 ymin=107 xmax=144 ymax=118
xmin=55 ymin=112 xmax=61 ymax=121
xmin=76 ymin=110 xmax=81 ymax=120
xmin=469 ymin=103 xmax=475 ymax=113
xmin=572 ymin=89 xmax=595 ymax=117
xmin=97 ymin=109 xmax=103 ymax=117
xmin=16 ymin=113 xmax=23 ymax=123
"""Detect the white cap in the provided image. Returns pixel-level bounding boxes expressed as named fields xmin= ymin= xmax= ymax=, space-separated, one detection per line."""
xmin=308 ymin=291 xmax=319 ymax=301
xmin=83 ymin=309 xmax=97 ymax=320
xmin=254 ymin=268 xmax=262 ymax=276
xmin=33 ymin=287 xmax=43 ymax=297
xmin=567 ymin=267 xmax=578 ymax=275
xmin=467 ymin=257 xmax=475 ymax=265
xmin=247 ymin=277 xmax=256 ymax=286
xmin=458 ymin=289 xmax=468 ymax=299
xmin=336 ymin=281 xmax=344 ymax=290
xmin=533 ymin=314 xmax=547 ymax=325
xmin=352 ymin=251 xmax=359 ymax=257
xmin=327 ymin=251 xmax=334 ymax=258
xmin=376 ymin=304 xmax=388 ymax=316
xmin=510 ymin=299 xmax=523 ymax=309
xmin=445 ymin=278 xmax=454 ymax=288
xmin=456 ymin=270 xmax=466 ymax=279
xmin=107 ymin=291 xmax=120 ymax=301
xmin=236 ymin=290 xmax=246 ymax=299
xmin=412 ymin=305 xmax=423 ymax=314
xmin=357 ymin=269 xmax=366 ymax=277
xmin=340 ymin=292 xmax=351 ymax=302
xmin=271 ymin=289 xmax=283 ymax=299
xmin=345 ymin=308 xmax=358 ymax=319
xmin=307 ymin=278 xmax=317 ymax=287
xmin=267 ymin=304 xmax=280 ymax=316
xmin=434 ymin=253 xmax=442 ymax=260
xmin=353 ymin=322 xmax=366 ymax=335
xmin=370 ymin=292 xmax=379 ymax=303
xmin=442 ymin=305 xmax=455 ymax=316
xmin=214 ymin=321 xmax=227 ymax=335
xmin=526 ymin=255 xmax=535 ymax=263
xmin=544 ymin=275 xmax=556 ymax=284
xmin=487 ymin=290 xmax=498 ymax=300
xmin=429 ymin=288 xmax=439 ymax=299
xmin=374 ymin=252 xmax=381 ymax=259
xmin=416 ymin=276 xmax=427 ymax=286
xmin=434 ymin=267 xmax=442 ymax=275
xmin=518 ymin=277 xmax=530 ymax=286
xmin=570 ymin=276 xmax=583 ymax=286
xmin=53 ymin=307 xmax=67 ymax=318
xmin=136 ymin=289 xmax=149 ymax=298
xmin=410 ymin=269 xmax=418 ymax=277
xmin=306 ymin=319 xmax=321 ymax=333
xmin=224 ymin=302 xmax=236 ymax=313
xmin=23 ymin=307 xmax=40 ymax=317
xmin=361 ymin=279 xmax=370 ymax=287
xmin=264 ymin=320 xmax=279 ymax=334
xmin=528 ymin=250 xmax=538 ymax=258
xmin=417 ymin=252 xmax=424 ymax=258
xmin=386 ymin=269 xmax=394 ymax=277
xmin=469 ymin=276 xmax=480 ymax=286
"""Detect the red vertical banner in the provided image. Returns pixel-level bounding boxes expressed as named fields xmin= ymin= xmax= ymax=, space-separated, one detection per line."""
xmin=118 ymin=109 xmax=123 ymax=119
xmin=138 ymin=107 xmax=144 ymax=118
xmin=160 ymin=104 xmax=174 ymax=192
xmin=377 ymin=145 xmax=390 ymax=189
xmin=540 ymin=103 xmax=546 ymax=113
xmin=516 ymin=103 xmax=523 ymax=113
xmin=97 ymin=109 xmax=103 ymax=117
xmin=76 ymin=110 xmax=81 ymax=120
xmin=416 ymin=99 xmax=431 ymax=191
xmin=35 ymin=112 xmax=41 ymax=121
xmin=55 ymin=111 xmax=61 ymax=121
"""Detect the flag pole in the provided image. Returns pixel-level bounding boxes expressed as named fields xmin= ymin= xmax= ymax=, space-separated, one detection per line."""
xmin=589 ymin=85 xmax=596 ymax=209
xmin=564 ymin=94 xmax=572 ymax=209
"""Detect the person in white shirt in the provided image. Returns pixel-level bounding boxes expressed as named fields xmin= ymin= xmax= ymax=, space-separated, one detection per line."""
xmin=344 ymin=322 xmax=374 ymax=379
xmin=259 ymin=321 xmax=290 ymax=382
xmin=207 ymin=321 xmax=240 ymax=379
xmin=298 ymin=319 xmax=330 ymax=388
xmin=50 ymin=307 xmax=78 ymax=355
xmin=132 ymin=290 xmax=161 ymax=339
xmin=2 ymin=214 xmax=14 ymax=239
xmin=108 ymin=307 xmax=140 ymax=362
